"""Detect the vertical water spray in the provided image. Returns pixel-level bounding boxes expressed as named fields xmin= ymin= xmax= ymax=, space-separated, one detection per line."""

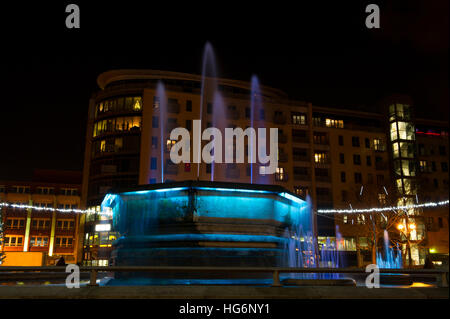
xmin=211 ymin=91 xmax=226 ymax=181
xmin=156 ymin=81 xmax=167 ymax=183
xmin=198 ymin=42 xmax=219 ymax=180
xmin=376 ymin=230 xmax=402 ymax=268
xmin=250 ymin=76 xmax=263 ymax=184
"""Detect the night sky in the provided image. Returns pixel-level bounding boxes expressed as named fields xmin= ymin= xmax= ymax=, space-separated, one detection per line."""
xmin=0 ymin=1 xmax=448 ymax=180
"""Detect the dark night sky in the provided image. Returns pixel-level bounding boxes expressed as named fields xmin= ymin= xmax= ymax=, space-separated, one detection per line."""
xmin=0 ymin=1 xmax=448 ymax=180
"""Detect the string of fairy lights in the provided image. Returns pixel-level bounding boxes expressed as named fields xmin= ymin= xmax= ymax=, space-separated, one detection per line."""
xmin=317 ymin=199 xmax=449 ymax=214
xmin=0 ymin=202 xmax=87 ymax=214
xmin=0 ymin=199 xmax=448 ymax=215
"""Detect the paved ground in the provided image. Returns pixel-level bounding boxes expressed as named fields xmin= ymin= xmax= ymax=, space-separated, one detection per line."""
xmin=0 ymin=285 xmax=447 ymax=299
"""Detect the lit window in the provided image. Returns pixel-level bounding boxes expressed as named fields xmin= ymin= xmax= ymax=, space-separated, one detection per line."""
xmin=115 ymin=138 xmax=123 ymax=151
xmin=166 ymin=139 xmax=177 ymax=152
xmin=30 ymin=236 xmax=48 ymax=247
xmin=294 ymin=186 xmax=308 ymax=197
xmin=373 ymin=138 xmax=385 ymax=151
xmin=4 ymin=236 xmax=23 ymax=247
xmin=5 ymin=218 xmax=25 ymax=229
xmin=314 ymin=152 xmax=328 ymax=164
xmin=325 ymin=118 xmax=344 ymax=128
xmin=275 ymin=167 xmax=286 ymax=181
xmin=133 ymin=97 xmax=142 ymax=111
xmin=56 ymin=237 xmax=73 ymax=247
xmin=419 ymin=160 xmax=429 ymax=173
xmin=100 ymin=140 xmax=106 ymax=152
xmin=292 ymin=113 xmax=307 ymax=125
xmin=357 ymin=214 xmax=365 ymax=225
xmin=378 ymin=193 xmax=386 ymax=205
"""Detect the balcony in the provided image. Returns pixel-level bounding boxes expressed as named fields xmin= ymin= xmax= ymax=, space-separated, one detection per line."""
xmin=293 ymin=154 xmax=309 ymax=162
xmin=315 ymin=175 xmax=331 ymax=183
xmin=273 ymin=113 xmax=287 ymax=125
xmin=167 ymin=102 xmax=180 ymax=114
xmin=292 ymin=136 xmax=309 ymax=144
xmin=293 ymin=174 xmax=310 ymax=181
xmin=313 ymin=137 xmax=329 ymax=145
xmin=165 ymin=164 xmax=178 ymax=175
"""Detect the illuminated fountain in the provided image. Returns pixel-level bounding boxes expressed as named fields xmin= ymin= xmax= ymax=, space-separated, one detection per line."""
xmin=102 ymin=181 xmax=313 ymax=284
xmin=101 ymin=42 xmax=348 ymax=285
xmin=377 ymin=230 xmax=403 ymax=269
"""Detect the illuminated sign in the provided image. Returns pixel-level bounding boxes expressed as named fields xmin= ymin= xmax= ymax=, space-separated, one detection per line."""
xmin=95 ymin=224 xmax=111 ymax=232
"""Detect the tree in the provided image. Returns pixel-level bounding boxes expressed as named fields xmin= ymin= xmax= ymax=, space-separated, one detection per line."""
xmin=338 ymin=182 xmax=411 ymax=266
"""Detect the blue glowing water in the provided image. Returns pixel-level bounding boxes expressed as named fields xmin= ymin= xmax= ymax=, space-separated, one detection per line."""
xmin=376 ymin=230 xmax=402 ymax=269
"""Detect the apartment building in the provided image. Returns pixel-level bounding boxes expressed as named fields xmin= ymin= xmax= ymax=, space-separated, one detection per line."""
xmin=81 ymin=70 xmax=448 ymax=266
xmin=0 ymin=170 xmax=82 ymax=266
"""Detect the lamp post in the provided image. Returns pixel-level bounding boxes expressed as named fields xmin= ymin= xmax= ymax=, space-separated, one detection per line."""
xmin=397 ymin=221 xmax=416 ymax=267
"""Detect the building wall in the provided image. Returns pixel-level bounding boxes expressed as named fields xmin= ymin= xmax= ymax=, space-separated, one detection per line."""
xmin=416 ymin=123 xmax=449 ymax=254
xmin=0 ymin=174 xmax=82 ymax=266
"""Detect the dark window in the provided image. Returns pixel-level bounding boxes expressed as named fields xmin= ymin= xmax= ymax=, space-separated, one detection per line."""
xmin=259 ymin=109 xmax=265 ymax=120
xmin=186 ymin=120 xmax=192 ymax=131
xmin=340 ymin=172 xmax=346 ymax=182
xmin=352 ymin=136 xmax=360 ymax=147
xmin=366 ymin=156 xmax=372 ymax=166
xmin=353 ymin=154 xmax=361 ymax=165
xmin=438 ymin=217 xmax=443 ymax=228
xmin=441 ymin=162 xmax=448 ymax=172
xmin=186 ymin=100 xmax=192 ymax=112
xmin=151 ymin=137 xmax=158 ymax=149
xmin=245 ymin=107 xmax=250 ymax=118
xmin=365 ymin=138 xmax=370 ymax=148
xmin=432 ymin=161 xmax=437 ymax=172
xmin=338 ymin=135 xmax=344 ymax=146
xmin=433 ymin=178 xmax=438 ymax=188
xmin=339 ymin=153 xmax=345 ymax=164
xmin=439 ymin=146 xmax=446 ymax=156
xmin=150 ymin=158 xmax=157 ymax=170
xmin=354 ymin=173 xmax=363 ymax=184
xmin=152 ymin=116 xmax=159 ymax=128
xmin=149 ymin=178 xmax=156 ymax=184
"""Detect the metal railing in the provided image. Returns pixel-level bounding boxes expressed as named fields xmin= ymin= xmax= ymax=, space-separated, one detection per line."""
xmin=0 ymin=266 xmax=447 ymax=288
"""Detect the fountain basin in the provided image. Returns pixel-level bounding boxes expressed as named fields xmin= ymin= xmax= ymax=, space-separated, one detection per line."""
xmin=101 ymin=181 xmax=313 ymax=282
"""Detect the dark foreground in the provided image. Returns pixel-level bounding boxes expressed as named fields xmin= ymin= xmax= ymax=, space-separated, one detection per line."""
xmin=0 ymin=285 xmax=447 ymax=299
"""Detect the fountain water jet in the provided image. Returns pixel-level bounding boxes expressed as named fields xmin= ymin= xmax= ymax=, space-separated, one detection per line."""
xmin=198 ymin=42 xmax=224 ymax=181
xmin=250 ymin=75 xmax=264 ymax=184
xmin=377 ymin=230 xmax=402 ymax=268
xmin=156 ymin=81 xmax=167 ymax=183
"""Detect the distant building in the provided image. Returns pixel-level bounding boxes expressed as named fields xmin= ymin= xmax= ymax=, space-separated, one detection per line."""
xmin=0 ymin=170 xmax=82 ymax=266
xmin=81 ymin=70 xmax=448 ymax=266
